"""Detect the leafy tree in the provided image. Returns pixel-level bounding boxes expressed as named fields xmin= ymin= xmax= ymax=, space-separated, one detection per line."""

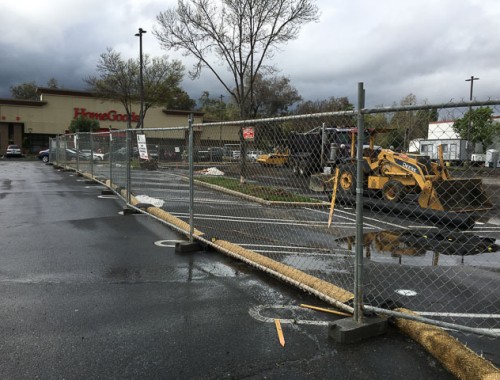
xmin=10 ymin=81 xmax=38 ymax=100
xmin=387 ymin=94 xmax=438 ymax=151
xmin=294 ymin=96 xmax=353 ymax=114
xmin=143 ymin=56 xmax=194 ymax=112
xmin=246 ymin=74 xmax=302 ymax=118
xmin=10 ymin=79 xmax=62 ymax=100
xmin=166 ymin=87 xmax=196 ymax=110
xmin=85 ymin=49 xmax=135 ymax=128
xmin=198 ymin=91 xmax=227 ymax=122
xmin=69 ymin=116 xmax=100 ymax=133
xmin=365 ymin=113 xmax=392 ymax=148
xmin=85 ymin=48 xmax=192 ymax=128
xmin=289 ymin=96 xmax=355 ymax=134
xmin=154 ymin=0 xmax=318 ymax=119
xmin=453 ymin=107 xmax=499 ymax=152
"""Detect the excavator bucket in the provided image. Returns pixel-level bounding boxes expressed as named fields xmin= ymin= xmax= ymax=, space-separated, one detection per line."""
xmin=419 ymin=178 xmax=492 ymax=212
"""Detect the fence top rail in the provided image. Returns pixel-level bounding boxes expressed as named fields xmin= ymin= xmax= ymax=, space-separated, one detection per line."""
xmin=196 ymin=99 xmax=499 ymax=127
xmin=361 ymin=99 xmax=500 ymax=114
xmin=63 ymin=98 xmax=500 ymax=134
xmin=122 ymin=126 xmax=189 ymax=133
xmin=195 ymin=109 xmax=358 ymax=128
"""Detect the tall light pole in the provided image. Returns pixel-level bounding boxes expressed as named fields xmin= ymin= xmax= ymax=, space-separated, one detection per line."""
xmin=219 ymin=94 xmax=224 ymax=146
xmin=135 ymin=28 xmax=147 ymax=129
xmin=465 ymin=76 xmax=479 ymax=156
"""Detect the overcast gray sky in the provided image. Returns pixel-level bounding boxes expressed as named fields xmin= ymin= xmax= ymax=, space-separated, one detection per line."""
xmin=1 ymin=0 xmax=499 ymax=107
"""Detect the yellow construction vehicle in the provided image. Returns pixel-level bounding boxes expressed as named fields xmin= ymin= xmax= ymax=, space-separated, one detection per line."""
xmin=256 ymin=148 xmax=290 ymax=166
xmin=335 ymin=132 xmax=492 ymax=213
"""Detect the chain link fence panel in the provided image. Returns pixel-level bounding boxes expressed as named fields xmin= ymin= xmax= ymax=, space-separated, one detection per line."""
xmin=51 ymin=99 xmax=500 ymax=338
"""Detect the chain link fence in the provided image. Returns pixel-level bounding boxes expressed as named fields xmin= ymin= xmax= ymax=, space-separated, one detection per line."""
xmin=52 ymin=91 xmax=500 ymax=339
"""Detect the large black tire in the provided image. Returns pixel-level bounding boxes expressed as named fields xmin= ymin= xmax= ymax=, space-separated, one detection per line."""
xmin=382 ymin=180 xmax=406 ymax=202
xmin=337 ymin=163 xmax=357 ymax=199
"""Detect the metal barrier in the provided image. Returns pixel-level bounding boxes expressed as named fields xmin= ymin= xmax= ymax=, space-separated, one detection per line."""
xmin=53 ymin=88 xmax=500 ymax=340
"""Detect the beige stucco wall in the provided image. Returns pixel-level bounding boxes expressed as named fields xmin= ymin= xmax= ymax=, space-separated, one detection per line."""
xmin=0 ymin=91 xmax=203 ymax=136
xmin=0 ymin=90 xmax=251 ymax=152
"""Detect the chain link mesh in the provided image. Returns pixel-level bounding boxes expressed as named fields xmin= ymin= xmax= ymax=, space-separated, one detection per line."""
xmin=54 ymin=100 xmax=500 ymax=336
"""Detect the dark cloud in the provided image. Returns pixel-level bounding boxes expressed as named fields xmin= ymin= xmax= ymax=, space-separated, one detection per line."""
xmin=1 ymin=0 xmax=499 ymax=107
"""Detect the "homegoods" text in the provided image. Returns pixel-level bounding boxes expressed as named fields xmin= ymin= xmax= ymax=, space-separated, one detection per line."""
xmin=74 ymin=108 xmax=140 ymax=123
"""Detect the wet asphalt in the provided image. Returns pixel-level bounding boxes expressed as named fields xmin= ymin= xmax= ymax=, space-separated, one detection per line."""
xmin=0 ymin=160 xmax=458 ymax=379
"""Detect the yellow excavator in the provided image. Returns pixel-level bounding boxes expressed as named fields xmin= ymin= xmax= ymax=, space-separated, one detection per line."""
xmin=334 ymin=131 xmax=492 ymax=213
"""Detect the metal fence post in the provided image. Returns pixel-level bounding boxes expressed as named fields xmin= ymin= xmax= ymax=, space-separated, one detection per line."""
xmin=89 ymin=132 xmax=94 ymax=178
xmin=55 ymin=136 xmax=60 ymax=165
xmin=354 ymin=82 xmax=366 ymax=323
xmin=126 ymin=129 xmax=131 ymax=205
xmin=76 ymin=133 xmax=80 ymax=172
xmin=109 ymin=131 xmax=113 ymax=185
xmin=188 ymin=113 xmax=194 ymax=242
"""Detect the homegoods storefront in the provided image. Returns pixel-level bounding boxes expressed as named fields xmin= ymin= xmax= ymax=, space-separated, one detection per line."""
xmin=0 ymin=88 xmax=204 ymax=154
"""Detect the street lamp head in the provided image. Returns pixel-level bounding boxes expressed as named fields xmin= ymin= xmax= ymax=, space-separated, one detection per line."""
xmin=135 ymin=28 xmax=147 ymax=37
xmin=465 ymin=76 xmax=480 ymax=82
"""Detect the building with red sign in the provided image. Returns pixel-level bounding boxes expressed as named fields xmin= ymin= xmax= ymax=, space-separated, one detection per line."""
xmin=0 ymin=88 xmax=205 ymax=154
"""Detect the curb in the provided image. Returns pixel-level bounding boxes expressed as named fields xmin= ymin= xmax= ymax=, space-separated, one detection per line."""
xmin=395 ymin=308 xmax=500 ymax=380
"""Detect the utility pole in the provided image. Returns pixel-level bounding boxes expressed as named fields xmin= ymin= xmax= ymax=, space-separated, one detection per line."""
xmin=219 ymin=94 xmax=224 ymax=146
xmin=135 ymin=28 xmax=147 ymax=130
xmin=465 ymin=75 xmax=479 ymax=159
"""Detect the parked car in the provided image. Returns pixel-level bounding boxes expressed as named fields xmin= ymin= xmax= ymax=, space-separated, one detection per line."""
xmin=148 ymin=149 xmax=159 ymax=160
xmin=81 ymin=149 xmax=107 ymax=161
xmin=109 ymin=147 xmax=142 ymax=160
xmin=38 ymin=148 xmax=50 ymax=163
xmin=5 ymin=144 xmax=22 ymax=158
xmin=65 ymin=148 xmax=90 ymax=161
xmin=111 ymin=147 xmax=128 ymax=160
xmin=247 ymin=150 xmax=263 ymax=162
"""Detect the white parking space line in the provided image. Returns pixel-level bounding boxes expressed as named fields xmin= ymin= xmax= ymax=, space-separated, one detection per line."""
xmin=154 ymin=239 xmax=186 ymax=247
xmin=464 ymin=228 xmax=500 ymax=232
xmin=248 ymin=304 xmax=332 ymax=326
xmin=304 ymin=207 xmax=383 ymax=230
xmin=172 ymin=212 xmax=357 ymax=229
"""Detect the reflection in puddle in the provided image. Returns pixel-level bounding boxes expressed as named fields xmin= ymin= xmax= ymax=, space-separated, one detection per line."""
xmin=336 ymin=230 xmax=499 ymax=267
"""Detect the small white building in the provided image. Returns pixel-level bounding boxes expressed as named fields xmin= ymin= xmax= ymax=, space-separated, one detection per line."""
xmin=412 ymin=117 xmax=500 ymax=165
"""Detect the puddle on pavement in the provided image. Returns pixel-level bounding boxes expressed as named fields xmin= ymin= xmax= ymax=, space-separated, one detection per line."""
xmin=281 ymin=254 xmax=351 ymax=273
xmin=336 ymin=230 xmax=500 ymax=268
xmin=104 ymin=261 xmax=247 ymax=283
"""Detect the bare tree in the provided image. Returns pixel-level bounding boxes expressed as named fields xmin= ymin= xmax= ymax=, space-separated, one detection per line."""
xmin=85 ymin=49 xmax=137 ymax=128
xmin=86 ymin=48 xmax=191 ymax=128
xmin=154 ymin=0 xmax=318 ymax=182
xmin=46 ymin=78 xmax=60 ymax=89
xmin=154 ymin=0 xmax=318 ymax=118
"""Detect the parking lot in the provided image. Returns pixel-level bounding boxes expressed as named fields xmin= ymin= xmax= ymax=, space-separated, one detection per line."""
xmin=1 ymin=159 xmax=474 ymax=379
xmin=86 ymin=160 xmax=500 ymax=338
